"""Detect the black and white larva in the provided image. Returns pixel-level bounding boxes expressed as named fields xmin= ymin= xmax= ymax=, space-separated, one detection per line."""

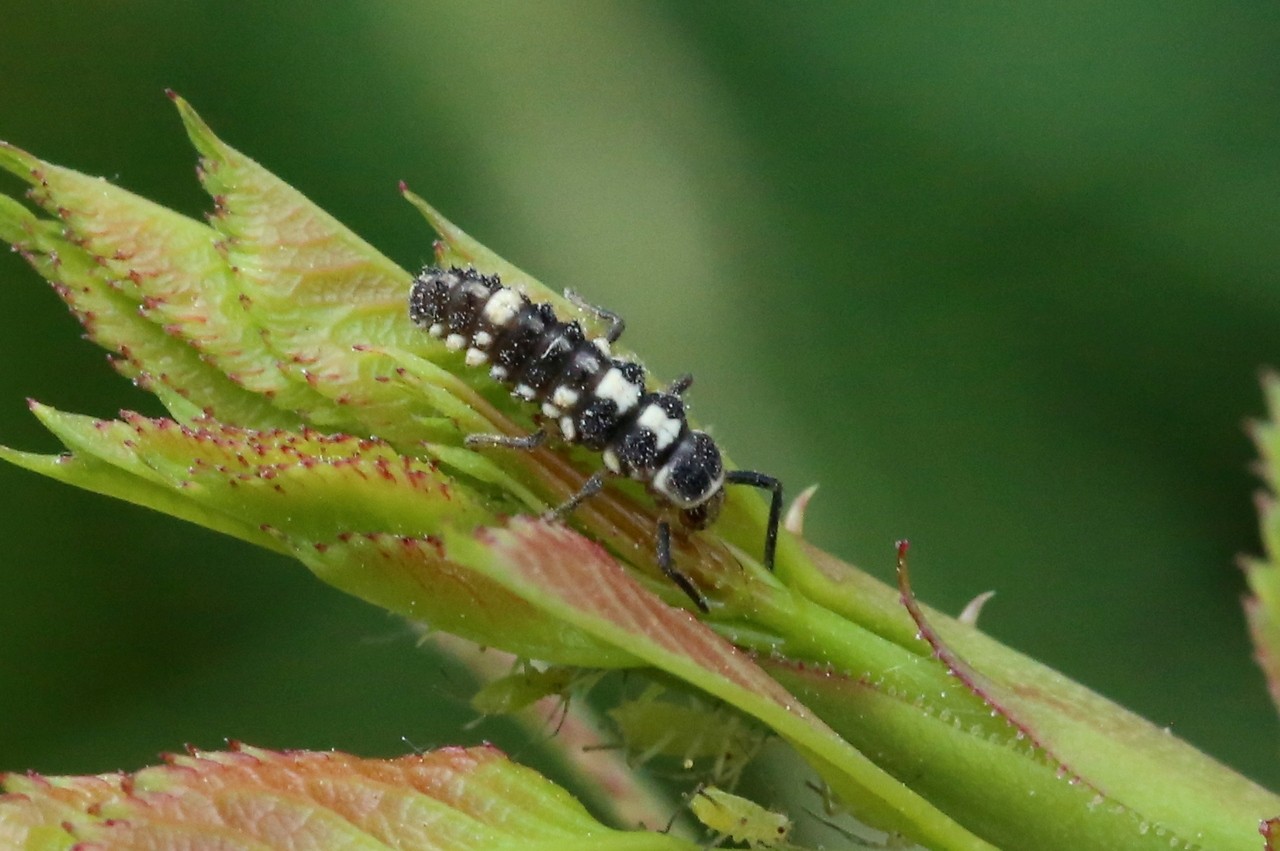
xmin=408 ymin=265 xmax=782 ymax=611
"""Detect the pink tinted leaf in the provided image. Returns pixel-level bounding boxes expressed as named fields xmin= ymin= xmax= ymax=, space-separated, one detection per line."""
xmin=448 ymin=518 xmax=995 ymax=850
xmin=0 ymin=745 xmax=695 ymax=851
xmin=0 ymin=140 xmax=340 ymax=427
xmin=0 ymin=184 xmax=293 ymax=429
xmin=23 ymin=405 xmax=488 ymax=540
xmin=1246 ymin=372 xmax=1280 ymax=715
xmin=297 ymin=532 xmax=632 ymax=668
xmin=0 ymin=443 xmax=284 ymax=555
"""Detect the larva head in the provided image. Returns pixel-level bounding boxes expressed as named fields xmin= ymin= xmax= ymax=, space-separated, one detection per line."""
xmin=680 ymin=487 xmax=725 ymax=531
xmin=652 ymin=430 xmax=725 ymax=526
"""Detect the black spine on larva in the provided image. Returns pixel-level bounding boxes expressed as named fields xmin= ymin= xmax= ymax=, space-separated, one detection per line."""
xmin=517 ymin=321 xmax=585 ymax=397
xmin=445 ymin=271 xmax=497 ymax=336
xmin=408 ymin=269 xmax=450 ymax=328
xmin=492 ymin=302 xmax=556 ymax=376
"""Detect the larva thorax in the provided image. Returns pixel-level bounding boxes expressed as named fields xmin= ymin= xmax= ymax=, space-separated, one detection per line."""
xmin=408 ymin=266 xmax=726 ymax=527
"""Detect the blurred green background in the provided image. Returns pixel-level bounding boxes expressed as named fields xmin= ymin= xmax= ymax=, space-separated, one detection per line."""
xmin=2 ymin=1 xmax=1279 ymax=794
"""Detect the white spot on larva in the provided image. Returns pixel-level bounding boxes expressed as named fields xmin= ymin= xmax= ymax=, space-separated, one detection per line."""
xmin=465 ymin=347 xmax=488 ymax=367
xmin=602 ymin=448 xmax=621 ymax=473
xmin=515 ymin=384 xmax=536 ymax=401
xmin=483 ymin=289 xmax=522 ymax=327
xmin=594 ymin=368 xmax=640 ymax=413
xmin=655 ymin=419 xmax=682 ymax=451
xmin=638 ymin=404 xmax=682 ymax=451
xmin=428 ymin=323 xmax=444 ymax=337
xmin=474 ymin=330 xmax=493 ymax=348
xmin=490 ymin=365 xmax=508 ymax=381
xmin=593 ymin=337 xmax=611 ymax=356
xmin=541 ymin=401 xmax=560 ymax=418
xmin=552 ymin=386 xmax=580 ymax=409
xmin=445 ymin=333 xmax=466 ymax=352
xmin=652 ymin=463 xmax=675 ymax=501
xmin=560 ymin=416 xmax=576 ymax=440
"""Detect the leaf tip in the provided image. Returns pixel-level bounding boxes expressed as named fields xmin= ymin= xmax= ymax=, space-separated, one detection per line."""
xmin=0 ymin=140 xmax=39 ymax=184
xmin=400 ymin=184 xmax=436 ymax=221
xmin=24 ymin=398 xmax=55 ymax=422
xmin=400 ymin=187 xmax=468 ymax=253
xmin=168 ymin=93 xmax=221 ymax=160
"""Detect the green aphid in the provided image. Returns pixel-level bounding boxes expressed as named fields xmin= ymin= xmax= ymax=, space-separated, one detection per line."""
xmin=691 ymin=786 xmax=792 ymax=850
